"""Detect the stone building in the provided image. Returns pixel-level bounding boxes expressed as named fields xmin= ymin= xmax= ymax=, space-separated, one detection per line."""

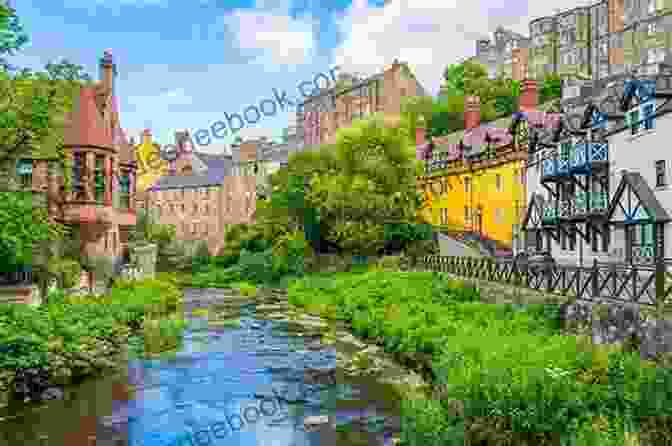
xmin=472 ymin=26 xmax=531 ymax=80
xmin=145 ymin=134 xmax=257 ymax=255
xmin=474 ymin=0 xmax=672 ymax=90
xmin=10 ymin=51 xmax=137 ymax=276
xmin=297 ymin=59 xmax=428 ymax=149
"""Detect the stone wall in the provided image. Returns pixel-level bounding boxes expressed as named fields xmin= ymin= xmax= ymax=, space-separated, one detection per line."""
xmin=433 ymin=271 xmax=672 ymax=364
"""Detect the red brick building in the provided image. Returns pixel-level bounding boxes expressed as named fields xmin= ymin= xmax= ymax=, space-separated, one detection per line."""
xmin=14 ymin=51 xmax=137 ymax=273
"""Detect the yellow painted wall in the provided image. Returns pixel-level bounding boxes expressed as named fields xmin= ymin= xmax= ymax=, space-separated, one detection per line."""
xmin=423 ymin=159 xmax=526 ymax=247
xmin=135 ymin=133 xmax=168 ymax=192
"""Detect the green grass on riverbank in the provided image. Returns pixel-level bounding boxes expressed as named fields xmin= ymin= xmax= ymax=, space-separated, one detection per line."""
xmin=0 ymin=278 xmax=185 ymax=394
xmin=288 ymin=270 xmax=672 ymax=446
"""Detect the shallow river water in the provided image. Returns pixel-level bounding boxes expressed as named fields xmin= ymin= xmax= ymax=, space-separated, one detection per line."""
xmin=0 ymin=288 xmax=418 ymax=446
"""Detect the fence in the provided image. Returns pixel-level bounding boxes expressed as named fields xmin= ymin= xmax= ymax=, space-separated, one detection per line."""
xmin=420 ymin=255 xmax=672 ymax=307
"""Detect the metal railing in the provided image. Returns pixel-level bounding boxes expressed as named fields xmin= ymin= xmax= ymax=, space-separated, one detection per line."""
xmin=420 ymin=255 xmax=672 ymax=306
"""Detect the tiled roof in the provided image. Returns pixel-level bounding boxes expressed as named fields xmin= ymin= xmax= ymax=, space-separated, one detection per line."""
xmin=63 ymin=86 xmax=113 ymax=149
xmin=419 ymin=101 xmax=563 ymax=161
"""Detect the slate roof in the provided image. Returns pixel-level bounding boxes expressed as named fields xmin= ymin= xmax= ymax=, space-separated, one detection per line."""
xmin=607 ymin=171 xmax=671 ymax=223
xmin=419 ymin=100 xmax=562 ymax=162
xmin=149 ymin=154 xmax=233 ymax=191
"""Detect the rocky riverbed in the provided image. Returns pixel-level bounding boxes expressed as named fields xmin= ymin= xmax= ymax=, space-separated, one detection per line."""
xmin=0 ymin=286 xmax=428 ymax=446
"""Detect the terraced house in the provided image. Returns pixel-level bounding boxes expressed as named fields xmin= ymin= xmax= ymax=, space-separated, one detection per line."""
xmin=416 ymin=79 xmax=561 ymax=254
xmin=522 ymin=64 xmax=672 ymax=266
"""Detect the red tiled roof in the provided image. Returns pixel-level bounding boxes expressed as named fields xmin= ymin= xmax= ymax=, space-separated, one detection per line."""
xmin=421 ymin=111 xmax=562 ymax=162
xmin=63 ymin=86 xmax=114 ymax=149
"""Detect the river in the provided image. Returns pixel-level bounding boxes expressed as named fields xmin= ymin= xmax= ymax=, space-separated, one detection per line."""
xmin=0 ymin=287 xmax=424 ymax=446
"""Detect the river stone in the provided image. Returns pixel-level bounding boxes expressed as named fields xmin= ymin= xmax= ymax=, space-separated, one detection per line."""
xmin=304 ymin=415 xmax=331 ymax=431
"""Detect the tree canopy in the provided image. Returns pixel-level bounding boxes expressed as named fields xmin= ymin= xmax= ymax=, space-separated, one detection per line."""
xmin=260 ymin=115 xmax=425 ymax=256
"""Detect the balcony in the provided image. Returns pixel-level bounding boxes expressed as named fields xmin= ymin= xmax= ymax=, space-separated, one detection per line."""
xmin=541 ymin=154 xmax=570 ymax=181
xmin=542 ymin=202 xmax=558 ymax=224
xmin=570 ymin=142 xmax=609 ymax=173
xmin=572 ymin=191 xmax=608 ymax=219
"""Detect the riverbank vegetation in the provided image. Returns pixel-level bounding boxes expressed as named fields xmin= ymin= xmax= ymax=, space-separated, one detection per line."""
xmin=0 ymin=278 xmax=185 ymax=401
xmin=288 ymin=270 xmax=672 ymax=446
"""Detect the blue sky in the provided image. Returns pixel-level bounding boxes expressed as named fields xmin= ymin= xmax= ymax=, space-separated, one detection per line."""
xmin=8 ymin=0 xmax=591 ymax=154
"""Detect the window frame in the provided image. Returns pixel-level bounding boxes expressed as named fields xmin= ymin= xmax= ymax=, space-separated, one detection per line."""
xmin=656 ymin=160 xmax=666 ymax=187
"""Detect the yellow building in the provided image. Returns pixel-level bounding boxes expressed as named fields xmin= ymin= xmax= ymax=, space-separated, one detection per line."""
xmin=416 ymin=88 xmax=561 ymax=250
xmin=135 ymin=129 xmax=168 ymax=192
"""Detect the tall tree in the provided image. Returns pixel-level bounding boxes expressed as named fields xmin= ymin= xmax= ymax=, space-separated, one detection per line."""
xmin=0 ymin=2 xmax=29 ymax=71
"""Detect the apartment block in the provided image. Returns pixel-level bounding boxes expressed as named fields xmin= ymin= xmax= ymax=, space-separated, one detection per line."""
xmin=297 ymin=59 xmax=428 ymax=149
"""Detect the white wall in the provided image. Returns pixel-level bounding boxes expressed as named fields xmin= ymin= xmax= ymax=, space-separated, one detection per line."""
xmin=608 ymin=110 xmax=672 ymax=259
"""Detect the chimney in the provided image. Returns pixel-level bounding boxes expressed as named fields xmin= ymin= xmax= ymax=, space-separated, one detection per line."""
xmin=464 ymin=96 xmax=481 ymax=130
xmin=512 ymin=48 xmax=529 ymax=82
xmin=142 ymin=129 xmax=151 ymax=145
xmin=99 ymin=50 xmax=117 ymax=94
xmin=519 ymin=79 xmax=538 ymax=113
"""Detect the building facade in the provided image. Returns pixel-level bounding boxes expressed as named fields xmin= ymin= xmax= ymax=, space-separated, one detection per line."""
xmin=297 ymin=59 xmax=428 ymax=149
xmin=474 ymin=0 xmax=672 ymax=89
xmin=522 ymin=67 xmax=672 ymax=265
xmin=12 ymin=51 xmax=137 ymax=271
xmin=416 ymin=80 xmax=561 ymax=252
xmin=145 ymin=136 xmax=257 ymax=255
xmin=473 ymin=26 xmax=531 ymax=80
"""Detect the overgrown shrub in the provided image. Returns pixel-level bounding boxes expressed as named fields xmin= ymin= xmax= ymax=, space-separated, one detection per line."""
xmin=288 ymin=270 xmax=672 ymax=445
xmin=47 ymin=258 xmax=81 ymax=289
xmin=191 ymin=241 xmax=211 ymax=273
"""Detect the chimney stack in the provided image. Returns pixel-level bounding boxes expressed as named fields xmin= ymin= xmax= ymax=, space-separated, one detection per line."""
xmin=512 ymin=48 xmax=529 ymax=81
xmin=464 ymin=96 xmax=481 ymax=130
xmin=99 ymin=50 xmax=117 ymax=94
xmin=142 ymin=129 xmax=151 ymax=145
xmin=519 ymin=79 xmax=538 ymax=113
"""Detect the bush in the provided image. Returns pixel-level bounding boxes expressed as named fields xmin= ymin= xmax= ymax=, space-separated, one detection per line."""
xmin=0 ymin=278 xmax=185 ymax=383
xmin=47 ymin=258 xmax=81 ymax=289
xmin=191 ymin=241 xmax=211 ymax=273
xmin=287 ymin=270 xmax=672 ymax=445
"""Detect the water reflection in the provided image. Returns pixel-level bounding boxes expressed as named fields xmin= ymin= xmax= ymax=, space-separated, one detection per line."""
xmin=0 ymin=293 xmax=398 ymax=446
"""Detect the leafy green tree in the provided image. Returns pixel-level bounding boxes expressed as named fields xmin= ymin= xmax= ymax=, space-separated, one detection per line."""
xmin=539 ymin=73 xmax=562 ymax=104
xmin=0 ymin=191 xmax=65 ymax=272
xmin=0 ymin=3 xmax=29 ymax=71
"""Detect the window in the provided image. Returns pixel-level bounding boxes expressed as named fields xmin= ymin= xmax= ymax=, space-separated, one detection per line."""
xmin=643 ymin=103 xmax=655 ymax=130
xmin=495 ymin=174 xmax=502 ymax=192
xmin=16 ymin=159 xmax=32 ymax=189
xmin=193 ymin=203 xmax=198 ymax=215
xmin=464 ymin=206 xmax=471 ymax=224
xmin=647 ymin=22 xmax=656 ymax=35
xmin=649 ymin=0 xmax=656 ymax=14
xmin=495 ymin=208 xmax=504 ymax=224
xmin=464 ymin=177 xmax=471 ymax=193
xmin=441 ymin=208 xmax=448 ymax=225
xmin=73 ymin=152 xmax=85 ymax=196
xmin=119 ymin=173 xmax=130 ymax=209
xmin=181 ymin=203 xmax=185 ymax=213
xmin=95 ymin=156 xmax=105 ymax=204
xmin=205 ymin=204 xmax=210 ymax=215
xmin=629 ymin=108 xmax=640 ymax=134
xmin=656 ymin=160 xmax=666 ymax=187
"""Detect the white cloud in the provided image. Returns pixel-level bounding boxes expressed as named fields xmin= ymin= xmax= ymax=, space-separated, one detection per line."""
xmin=217 ymin=0 xmax=317 ymax=68
xmin=330 ymin=0 xmax=598 ymax=96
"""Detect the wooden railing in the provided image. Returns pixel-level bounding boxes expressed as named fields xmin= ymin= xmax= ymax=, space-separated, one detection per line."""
xmin=420 ymin=256 xmax=672 ymax=306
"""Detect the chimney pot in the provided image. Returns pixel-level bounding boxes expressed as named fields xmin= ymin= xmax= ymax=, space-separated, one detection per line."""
xmin=519 ymin=79 xmax=538 ymax=112
xmin=464 ymin=96 xmax=481 ymax=130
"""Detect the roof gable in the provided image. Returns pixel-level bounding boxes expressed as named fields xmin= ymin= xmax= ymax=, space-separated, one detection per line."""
xmin=607 ymin=171 xmax=671 ymax=223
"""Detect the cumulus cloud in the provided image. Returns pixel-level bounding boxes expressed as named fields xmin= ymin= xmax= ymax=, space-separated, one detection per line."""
xmin=330 ymin=0 xmax=598 ymax=96
xmin=217 ymin=0 xmax=317 ymax=68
